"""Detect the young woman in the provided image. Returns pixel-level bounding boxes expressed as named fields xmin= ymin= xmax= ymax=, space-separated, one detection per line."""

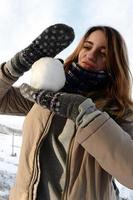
xmin=0 ymin=23 xmax=133 ymax=200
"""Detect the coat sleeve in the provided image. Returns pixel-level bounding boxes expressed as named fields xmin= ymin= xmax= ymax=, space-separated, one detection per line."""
xmin=0 ymin=62 xmax=33 ymax=115
xmin=76 ymin=112 xmax=133 ymax=189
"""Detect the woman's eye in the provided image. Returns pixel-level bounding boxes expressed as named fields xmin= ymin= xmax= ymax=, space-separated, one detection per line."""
xmin=99 ymin=51 xmax=106 ymax=57
xmin=83 ymin=45 xmax=91 ymax=50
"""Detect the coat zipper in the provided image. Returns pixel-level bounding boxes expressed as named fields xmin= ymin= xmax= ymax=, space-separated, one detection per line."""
xmin=29 ymin=112 xmax=54 ymax=200
xmin=61 ymin=135 xmax=75 ymax=200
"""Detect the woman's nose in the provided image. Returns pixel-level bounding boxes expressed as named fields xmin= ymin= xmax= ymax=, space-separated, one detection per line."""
xmin=86 ymin=50 xmax=96 ymax=61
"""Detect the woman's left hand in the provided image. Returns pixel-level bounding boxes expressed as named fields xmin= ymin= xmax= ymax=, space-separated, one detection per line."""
xmin=20 ymin=83 xmax=99 ymax=125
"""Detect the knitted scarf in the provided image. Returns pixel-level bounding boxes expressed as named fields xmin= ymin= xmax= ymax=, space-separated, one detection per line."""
xmin=62 ymin=62 xmax=109 ymax=94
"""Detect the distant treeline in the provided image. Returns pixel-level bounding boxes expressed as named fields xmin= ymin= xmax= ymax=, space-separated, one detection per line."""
xmin=0 ymin=124 xmax=22 ymax=135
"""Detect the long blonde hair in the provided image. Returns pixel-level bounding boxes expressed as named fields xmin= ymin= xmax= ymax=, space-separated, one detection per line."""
xmin=64 ymin=26 xmax=133 ymax=118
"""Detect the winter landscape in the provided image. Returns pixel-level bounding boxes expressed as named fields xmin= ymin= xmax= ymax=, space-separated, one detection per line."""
xmin=0 ymin=124 xmax=133 ymax=200
xmin=0 ymin=125 xmax=22 ymax=200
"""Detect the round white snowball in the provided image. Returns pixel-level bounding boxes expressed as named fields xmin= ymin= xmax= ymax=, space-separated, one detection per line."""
xmin=30 ymin=57 xmax=66 ymax=91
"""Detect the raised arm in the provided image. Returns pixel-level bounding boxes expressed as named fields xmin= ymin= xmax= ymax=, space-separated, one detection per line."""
xmin=0 ymin=62 xmax=33 ymax=115
xmin=0 ymin=23 xmax=75 ymax=115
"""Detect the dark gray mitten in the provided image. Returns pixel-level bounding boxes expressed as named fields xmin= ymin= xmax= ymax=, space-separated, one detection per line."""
xmin=20 ymin=83 xmax=98 ymax=124
xmin=6 ymin=23 xmax=75 ymax=77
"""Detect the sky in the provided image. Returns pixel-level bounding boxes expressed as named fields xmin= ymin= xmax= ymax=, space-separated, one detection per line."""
xmin=0 ymin=0 xmax=133 ymax=128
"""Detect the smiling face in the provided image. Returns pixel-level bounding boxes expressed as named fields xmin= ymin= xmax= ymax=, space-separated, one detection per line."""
xmin=78 ymin=30 xmax=107 ymax=71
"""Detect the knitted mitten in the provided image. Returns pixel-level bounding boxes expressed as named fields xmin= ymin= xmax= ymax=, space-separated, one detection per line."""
xmin=20 ymin=83 xmax=99 ymax=124
xmin=7 ymin=23 xmax=75 ymax=77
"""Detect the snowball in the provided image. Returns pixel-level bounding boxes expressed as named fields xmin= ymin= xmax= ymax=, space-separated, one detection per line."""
xmin=30 ymin=57 xmax=66 ymax=91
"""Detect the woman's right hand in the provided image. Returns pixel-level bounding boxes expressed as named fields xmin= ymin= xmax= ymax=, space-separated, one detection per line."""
xmin=6 ymin=23 xmax=74 ymax=77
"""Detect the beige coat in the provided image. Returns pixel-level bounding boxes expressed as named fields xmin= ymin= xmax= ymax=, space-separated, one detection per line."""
xmin=0 ymin=63 xmax=133 ymax=200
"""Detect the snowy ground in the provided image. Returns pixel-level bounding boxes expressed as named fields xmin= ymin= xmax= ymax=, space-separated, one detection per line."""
xmin=0 ymin=133 xmax=22 ymax=200
xmin=0 ymin=133 xmax=133 ymax=200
